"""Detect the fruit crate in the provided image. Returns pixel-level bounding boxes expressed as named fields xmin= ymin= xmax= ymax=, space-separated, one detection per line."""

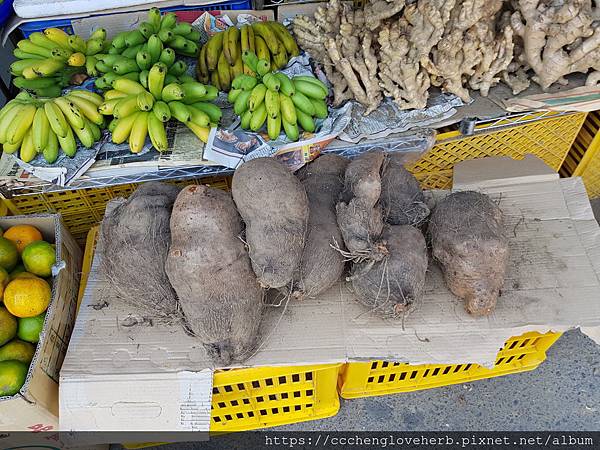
xmin=338 ymin=331 xmax=561 ymax=399
xmin=80 ymin=226 xmax=342 ymax=432
xmin=18 ymin=0 xmax=252 ymax=37
xmin=409 ymin=111 xmax=587 ymax=189
xmin=561 ymin=110 xmax=600 ymax=199
xmin=2 ymin=175 xmax=231 ymax=243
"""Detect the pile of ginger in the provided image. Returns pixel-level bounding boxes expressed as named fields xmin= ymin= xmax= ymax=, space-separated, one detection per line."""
xmin=293 ymin=0 xmax=600 ymax=114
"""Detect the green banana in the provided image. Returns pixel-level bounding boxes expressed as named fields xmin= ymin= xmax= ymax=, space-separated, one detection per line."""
xmin=136 ymin=51 xmax=152 ymax=71
xmin=296 ymin=108 xmax=315 ymax=132
xmin=122 ymin=43 xmax=144 ymax=59
xmin=256 ymin=59 xmax=270 ymax=77
xmin=242 ymin=50 xmax=259 ymax=73
xmin=32 ymin=107 xmax=50 ymax=152
xmin=291 ymin=91 xmax=316 ymax=116
xmin=190 ymin=102 xmax=222 ymax=124
xmin=267 ymin=114 xmax=281 ymax=140
xmin=265 ymin=90 xmax=280 ymax=119
xmin=161 ymin=83 xmax=184 ymax=102
xmin=187 ymin=106 xmax=210 ymax=127
xmin=275 ymin=72 xmax=295 ymax=97
xmin=169 ymin=101 xmax=191 ymax=123
xmin=140 ymin=69 xmax=150 ymax=88
xmin=58 ymin=125 xmax=77 ymax=156
xmin=282 ymin=117 xmax=299 ymax=141
xmin=44 ymin=101 xmax=69 ymax=138
xmin=240 ymin=110 xmax=252 ymax=129
xmin=147 ymin=35 xmax=163 ymax=64
xmin=310 ymin=98 xmax=328 ymax=119
xmin=228 ymin=88 xmax=242 ymax=103
xmin=293 ymin=79 xmax=328 ymax=99
xmin=148 ymin=7 xmax=162 ymax=30
xmin=148 ymin=113 xmax=168 ymax=152
xmin=148 ymin=63 xmax=167 ymax=100
xmin=280 ymin=94 xmax=297 ymax=124
xmin=160 ymin=13 xmax=177 ymax=30
xmin=168 ymin=60 xmax=187 ymax=76
xmin=234 ymin=90 xmax=252 ymax=115
xmin=172 ymin=22 xmax=193 ymax=36
xmin=113 ymin=58 xmax=140 ymax=75
xmin=159 ymin=48 xmax=176 ymax=67
xmin=180 ymin=82 xmax=207 ymax=103
xmin=153 ymin=101 xmax=171 ymax=122
xmin=139 ymin=22 xmax=156 ymax=39
xmin=262 ymin=73 xmax=280 ymax=92
xmin=249 ymin=83 xmax=267 ymax=112
xmin=124 ymin=30 xmax=146 ymax=47
xmin=43 ymin=128 xmax=59 ymax=163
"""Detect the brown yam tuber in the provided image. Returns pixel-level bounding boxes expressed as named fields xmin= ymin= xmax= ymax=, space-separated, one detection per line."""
xmin=380 ymin=153 xmax=430 ymax=226
xmin=429 ymin=191 xmax=509 ymax=316
xmin=232 ymin=158 xmax=309 ymax=290
xmin=99 ymin=182 xmax=182 ymax=321
xmin=336 ymin=151 xmax=386 ymax=260
xmin=165 ymin=185 xmax=264 ymax=365
xmin=350 ymin=225 xmax=428 ymax=317
xmin=292 ymin=154 xmax=349 ymax=299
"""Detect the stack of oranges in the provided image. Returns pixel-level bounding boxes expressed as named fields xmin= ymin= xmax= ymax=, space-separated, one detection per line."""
xmin=0 ymin=224 xmax=56 ymax=397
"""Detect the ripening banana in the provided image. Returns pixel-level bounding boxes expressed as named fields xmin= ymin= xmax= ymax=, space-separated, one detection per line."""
xmin=280 ymin=94 xmax=297 ymax=124
xmin=148 ymin=112 xmax=168 ymax=152
xmin=6 ymin=103 xmax=36 ymax=146
xmin=217 ymin=52 xmax=231 ymax=92
xmin=256 ymin=59 xmax=270 ymax=77
xmin=43 ymin=101 xmax=69 ymax=138
xmin=43 ymin=28 xmax=71 ymax=49
xmin=113 ymin=78 xmax=147 ymax=94
xmin=19 ymin=128 xmax=37 ymax=163
xmin=148 ymin=63 xmax=167 ymax=99
xmin=0 ymin=103 xmax=25 ymax=143
xmin=272 ymin=48 xmax=288 ymax=70
xmin=43 ymin=128 xmax=60 ymax=163
xmin=67 ymin=95 xmax=104 ymax=125
xmin=90 ymin=28 xmax=107 ymax=41
xmin=99 ymin=98 xmax=121 ymax=115
xmin=32 ymin=107 xmax=50 ymax=152
xmin=58 ymin=125 xmax=77 ymax=157
xmin=267 ymin=114 xmax=281 ymax=140
xmin=254 ymin=36 xmax=270 ymax=64
xmin=53 ymin=97 xmax=85 ymax=129
xmin=73 ymin=120 xmax=95 ymax=148
xmin=152 ymin=101 xmax=171 ymax=122
xmin=249 ymin=102 xmax=267 ymax=132
xmin=111 ymin=111 xmax=139 ymax=144
xmin=230 ymin=53 xmax=244 ymax=80
xmin=104 ymin=89 xmax=129 ymax=101
xmin=224 ymin=26 xmax=240 ymax=66
xmin=129 ymin=111 xmax=149 ymax=153
xmin=33 ymin=59 xmax=65 ymax=77
xmin=137 ymin=91 xmax=155 ymax=112
xmin=29 ymin=32 xmax=59 ymax=51
xmin=68 ymin=35 xmax=87 ymax=53
xmin=282 ymin=117 xmax=299 ymax=141
xmin=113 ymin=95 xmax=140 ymax=119
xmin=187 ymin=106 xmax=210 ymax=128
xmin=265 ymin=90 xmax=280 ymax=119
xmin=161 ymin=83 xmax=184 ymax=102
xmin=248 ymin=83 xmax=267 ymax=112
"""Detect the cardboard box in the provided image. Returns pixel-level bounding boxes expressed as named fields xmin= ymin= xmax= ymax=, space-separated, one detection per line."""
xmin=0 ymin=215 xmax=82 ymax=432
xmin=60 ymin=159 xmax=600 ymax=432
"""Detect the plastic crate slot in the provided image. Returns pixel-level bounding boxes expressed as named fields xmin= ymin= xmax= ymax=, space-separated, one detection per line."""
xmin=281 ymin=392 xmax=288 ymax=399
xmin=283 ymin=406 xmax=290 ymax=413
xmin=252 ymin=380 xmax=260 ymax=388
xmin=224 ymin=385 xmax=233 ymax=392
xmin=496 ymin=357 xmax=505 ymax=365
xmin=517 ymin=354 xmax=525 ymax=360
xmin=453 ymin=365 xmax=462 ymax=373
xmin=295 ymin=405 xmax=301 ymax=411
xmin=306 ymin=372 xmax=313 ymax=381
xmin=306 ymin=389 xmax=313 ymax=396
xmin=237 ymin=383 xmax=245 ymax=390
xmin=266 ymin=378 xmax=274 ymax=386
xmin=306 ymin=403 xmax=313 ymax=408
xmin=230 ymin=400 xmax=239 ymax=406
xmin=377 ymin=375 xmax=385 ymax=383
xmin=269 ymin=394 xmax=277 ymax=401
xmin=410 ymin=370 xmax=418 ymax=379
xmin=464 ymin=364 xmax=472 ymax=371
xmin=423 ymin=369 xmax=430 ymax=377
xmin=382 ymin=361 xmax=389 ymax=368
xmin=279 ymin=376 xmax=286 ymax=384
xmin=389 ymin=373 xmax=396 ymax=382
xmin=505 ymin=356 xmax=515 ymax=364
xmin=292 ymin=374 xmax=300 ymax=382
xmin=294 ymin=391 xmax=301 ymax=398
xmin=520 ymin=339 xmax=530 ymax=347
xmin=367 ymin=376 xmax=374 ymax=383
xmin=236 ymin=413 xmax=243 ymax=419
xmin=213 ymin=387 xmax=219 ymax=394
xmin=371 ymin=361 xmax=378 ymax=370
xmin=213 ymin=416 xmax=221 ymax=423
xmin=225 ymin=414 xmax=233 ymax=421
xmin=218 ymin=402 xmax=226 ymax=408
xmin=508 ymin=341 xmax=518 ymax=349
xmin=256 ymin=396 xmax=264 ymax=402
xmin=393 ymin=362 xmax=401 ymax=366
xmin=442 ymin=366 xmax=451 ymax=375
xmin=399 ymin=372 xmax=407 ymax=380
xmin=260 ymin=409 xmax=267 ymax=416
xmin=272 ymin=408 xmax=278 ymax=414
xmin=243 ymin=398 xmax=250 ymax=405
xmin=248 ymin=411 xmax=254 ymax=417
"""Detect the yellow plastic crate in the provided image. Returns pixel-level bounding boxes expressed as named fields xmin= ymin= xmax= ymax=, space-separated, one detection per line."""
xmin=562 ymin=110 xmax=600 ymax=199
xmin=2 ymin=176 xmax=231 ymax=243
xmin=80 ymin=227 xmax=342 ymax=432
xmin=409 ymin=111 xmax=587 ymax=189
xmin=338 ymin=331 xmax=561 ymax=399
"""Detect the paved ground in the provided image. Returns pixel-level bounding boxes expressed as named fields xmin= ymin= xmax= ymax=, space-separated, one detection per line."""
xmin=592 ymin=198 xmax=600 ymax=222
xmin=111 ymin=330 xmax=600 ymax=449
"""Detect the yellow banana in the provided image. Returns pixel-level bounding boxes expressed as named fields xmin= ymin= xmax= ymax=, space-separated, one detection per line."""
xmin=187 ymin=106 xmax=210 ymax=127
xmin=247 ymin=26 xmax=255 ymax=53
xmin=252 ymin=22 xmax=280 ymax=55
xmin=241 ymin=25 xmax=249 ymax=53
xmin=43 ymin=101 xmax=69 ymax=138
xmin=129 ymin=111 xmax=149 ymax=153
xmin=197 ymin=44 xmax=209 ymax=83
xmin=68 ymin=90 xmax=103 ymax=107
xmin=269 ymin=22 xmax=300 ymax=57
xmin=224 ymin=26 xmax=240 ymax=66
xmin=147 ymin=113 xmax=168 ymax=152
xmin=68 ymin=95 xmax=104 ymax=125
xmin=6 ymin=103 xmax=36 ymax=146
xmin=113 ymin=95 xmax=140 ymax=119
xmin=98 ymin=98 xmax=121 ymax=115
xmin=3 ymin=139 xmax=22 ymax=154
xmin=57 ymin=125 xmax=77 ymax=157
xmin=267 ymin=114 xmax=281 ymax=140
xmin=33 ymin=58 xmax=65 ymax=77
xmin=53 ymin=97 xmax=85 ymax=129
xmin=186 ymin=121 xmax=211 ymax=143
xmin=32 ymin=106 xmax=50 ymax=152
xmin=148 ymin=63 xmax=167 ymax=100
xmin=206 ymin=32 xmax=224 ymax=71
xmin=111 ymin=112 xmax=139 ymax=144
xmin=67 ymin=52 xmax=86 ymax=67
xmin=254 ymin=35 xmax=270 ymax=63
xmin=217 ymin=52 xmax=231 ymax=92
xmin=230 ymin=52 xmax=244 ymax=79
xmin=19 ymin=127 xmax=37 ymax=163
xmin=43 ymin=28 xmax=71 ymax=49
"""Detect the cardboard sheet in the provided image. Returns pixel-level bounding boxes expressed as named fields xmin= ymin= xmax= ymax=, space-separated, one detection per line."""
xmin=60 ymin=163 xmax=600 ymax=431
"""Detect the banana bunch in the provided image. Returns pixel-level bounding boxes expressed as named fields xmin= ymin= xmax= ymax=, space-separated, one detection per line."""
xmin=0 ymin=90 xmax=104 ymax=164
xmin=228 ymin=53 xmax=328 ymax=141
xmin=10 ymin=27 xmax=110 ymax=93
xmin=197 ymin=21 xmax=299 ymax=92
xmin=98 ymin=66 xmax=222 ymax=153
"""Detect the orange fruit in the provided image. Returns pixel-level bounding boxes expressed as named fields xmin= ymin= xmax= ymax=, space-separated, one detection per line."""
xmin=3 ymin=225 xmax=43 ymax=254
xmin=14 ymin=272 xmax=38 ymax=280
xmin=3 ymin=277 xmax=51 ymax=318
xmin=0 ymin=238 xmax=18 ymax=272
xmin=22 ymin=241 xmax=56 ymax=278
